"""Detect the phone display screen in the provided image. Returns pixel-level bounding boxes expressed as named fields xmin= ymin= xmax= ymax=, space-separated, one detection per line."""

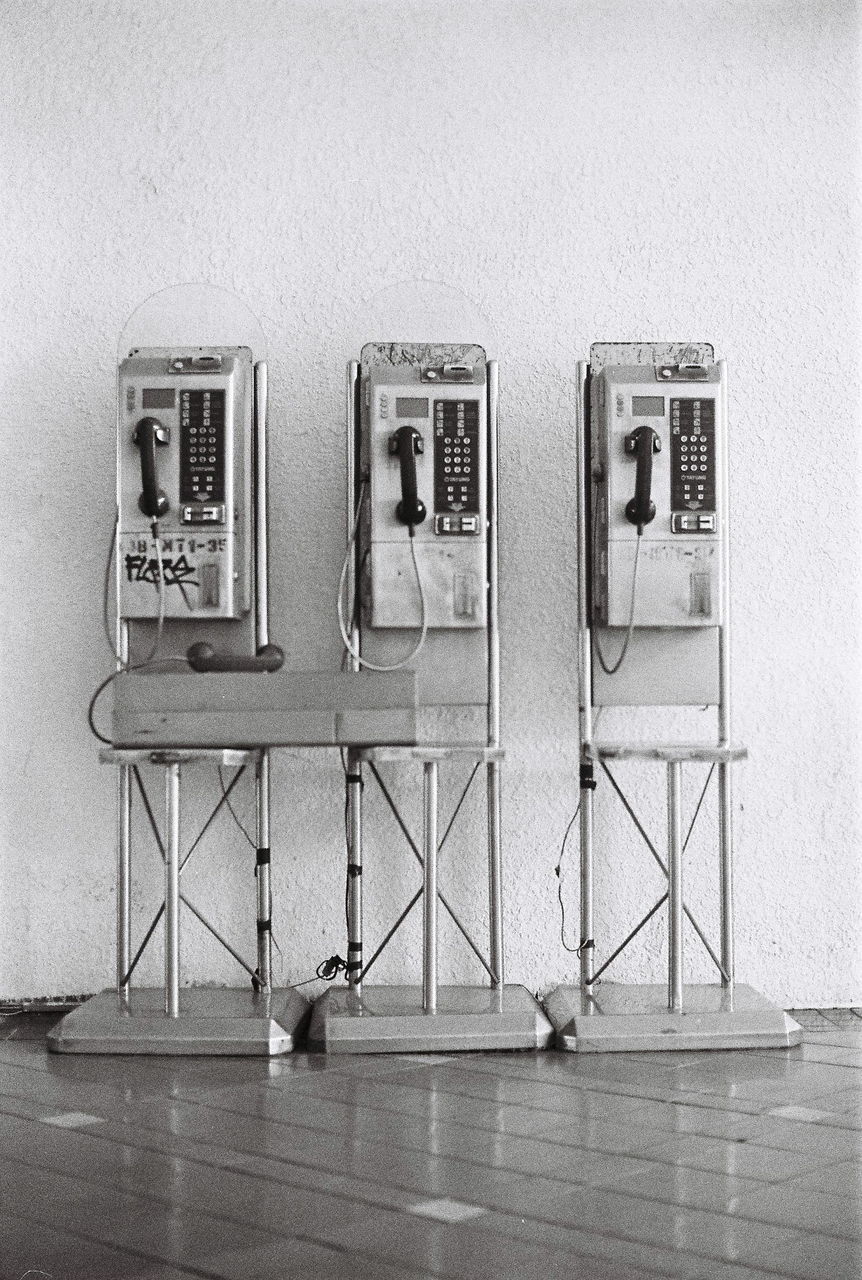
xmin=395 ymin=397 xmax=429 ymax=418
xmin=632 ymin=396 xmax=665 ymax=416
xmin=142 ymin=388 xmax=177 ymax=409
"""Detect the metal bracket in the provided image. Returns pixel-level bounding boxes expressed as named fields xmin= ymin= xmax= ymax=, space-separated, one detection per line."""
xmin=420 ymin=362 xmax=475 ymax=383
xmin=167 ymin=354 xmax=224 ymax=373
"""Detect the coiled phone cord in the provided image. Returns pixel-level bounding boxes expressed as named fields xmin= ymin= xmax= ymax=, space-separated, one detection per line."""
xmin=592 ymin=504 xmax=642 ymax=677
xmin=337 ymin=481 xmax=429 ymax=672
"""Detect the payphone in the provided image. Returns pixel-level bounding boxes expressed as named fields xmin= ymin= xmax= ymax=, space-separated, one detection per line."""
xmin=118 ymin=347 xmax=253 ymax=622
xmin=311 ymin=341 xmax=553 ymax=1054
xmin=362 ymin=357 xmax=488 ymax=633
xmin=542 ymin=342 xmax=800 ymax=1053
xmin=592 ymin=360 xmax=724 ymax=633
xmin=115 ymin=346 xmax=281 ymax=673
xmin=54 ymin=336 xmax=312 ymax=1058
xmin=337 ymin=344 xmax=491 ymax=707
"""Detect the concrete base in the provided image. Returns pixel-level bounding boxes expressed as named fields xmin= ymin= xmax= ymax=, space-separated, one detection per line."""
xmin=46 ymin=986 xmax=311 ymax=1056
xmin=544 ymin=983 xmax=803 ymax=1052
xmin=309 ymin=984 xmax=553 ymax=1054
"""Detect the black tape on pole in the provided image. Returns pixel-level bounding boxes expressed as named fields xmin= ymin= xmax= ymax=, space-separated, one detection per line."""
xmin=579 ymin=763 xmax=597 ymax=791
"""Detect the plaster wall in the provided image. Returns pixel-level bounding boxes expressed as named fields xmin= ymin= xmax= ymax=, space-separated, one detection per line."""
xmin=1 ymin=0 xmax=859 ymax=1006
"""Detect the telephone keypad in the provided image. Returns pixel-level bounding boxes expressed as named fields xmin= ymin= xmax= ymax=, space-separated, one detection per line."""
xmin=180 ymin=389 xmax=226 ymax=514
xmin=670 ymin=397 xmax=716 ymax=518
xmin=434 ymin=398 xmax=480 ymax=531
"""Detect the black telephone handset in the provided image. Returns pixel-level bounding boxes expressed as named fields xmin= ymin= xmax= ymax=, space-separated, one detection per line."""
xmin=186 ymin=642 xmax=284 ymax=673
xmin=624 ymin=426 xmax=661 ymax=532
xmin=389 ymin=425 xmax=426 ymax=530
xmin=133 ymin=417 xmax=170 ymax=518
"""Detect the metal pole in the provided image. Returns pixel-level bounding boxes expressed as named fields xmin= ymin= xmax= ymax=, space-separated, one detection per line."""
xmin=117 ymin=763 xmax=132 ymax=1000
xmin=345 ymin=364 xmax=364 ymax=999
xmin=575 ymin=360 xmax=595 ymax=991
xmin=667 ymin=761 xmax=683 ymax=1013
xmin=254 ymin=361 xmax=270 ymax=650
xmin=255 ymin=752 xmax=272 ymax=991
xmin=114 ymin=369 xmax=131 ymax=1005
xmin=486 ymin=361 xmax=501 ymax=750
xmin=717 ymin=359 xmax=735 ymax=989
xmin=164 ymin=763 xmax=181 ymax=1017
xmin=485 ymin=361 xmax=504 ymax=987
xmin=346 ymin=361 xmax=361 ymax=670
xmin=423 ymin=761 xmax=438 ymax=1013
xmin=253 ymin=362 xmax=273 ymax=993
xmin=347 ymin=748 xmax=363 ymax=996
xmin=116 ymin=617 xmax=131 ymax=1001
xmin=487 ymin=762 xmax=503 ymax=987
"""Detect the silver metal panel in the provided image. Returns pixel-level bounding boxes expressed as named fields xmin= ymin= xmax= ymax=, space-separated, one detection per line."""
xmin=544 ymin=983 xmax=803 ymax=1053
xmin=357 ymin=343 xmax=491 ymax=712
xmin=589 ymin=342 xmax=714 ymax=373
xmin=309 ymin=984 xmax=553 ymax=1054
xmin=112 ymin=670 xmax=418 ymax=748
xmin=47 ymin=987 xmax=310 ymax=1056
xmin=588 ymin=741 xmax=747 ymax=763
xmin=592 ymin=626 xmax=720 ymax=706
xmin=117 ymin=348 xmax=253 ymax=621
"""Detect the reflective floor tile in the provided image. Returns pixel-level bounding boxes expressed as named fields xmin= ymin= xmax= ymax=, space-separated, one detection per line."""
xmin=207 ymin=1233 xmax=433 ymax=1280
xmin=407 ymin=1197 xmax=488 ymax=1222
xmin=624 ymin=1100 xmax=759 ymax=1142
xmin=322 ymin=1207 xmax=663 ymax=1280
xmin=764 ymin=1230 xmax=862 ymax=1280
xmin=768 ymin=1103 xmax=840 ymax=1122
xmin=780 ymin=1160 xmax=862 ymax=1198
xmin=39 ymin=1109 xmax=106 ymax=1127
xmin=609 ymin=1160 xmax=766 ymax=1212
xmin=741 ymin=1113 xmax=862 ymax=1159
xmin=0 ymin=1208 xmax=200 ymax=1280
xmin=471 ymin=1198 xmax=799 ymax=1280
xmin=731 ymin=1182 xmax=862 ymax=1239
xmin=644 ymin=1132 xmax=826 ymax=1181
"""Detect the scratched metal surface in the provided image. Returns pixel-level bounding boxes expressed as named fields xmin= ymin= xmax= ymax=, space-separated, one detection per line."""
xmin=360 ymin=342 xmax=486 ymax=374
xmin=589 ymin=342 xmax=715 ymax=373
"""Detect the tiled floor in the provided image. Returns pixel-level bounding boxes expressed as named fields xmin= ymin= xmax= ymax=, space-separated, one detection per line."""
xmin=0 ymin=1006 xmax=858 ymax=1279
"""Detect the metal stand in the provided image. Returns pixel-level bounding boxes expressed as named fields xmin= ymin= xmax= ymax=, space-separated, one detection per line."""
xmin=309 ymin=356 xmax=551 ymax=1052
xmin=545 ymin=352 xmax=801 ymax=1052
xmin=50 ymin=360 xmax=309 ymax=1055
xmin=49 ymin=748 xmax=309 ymax=1054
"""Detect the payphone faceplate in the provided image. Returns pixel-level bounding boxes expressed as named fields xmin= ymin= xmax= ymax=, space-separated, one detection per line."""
xmin=364 ymin=358 xmax=488 ymax=631
xmin=593 ymin=363 xmax=724 ymax=629
xmin=117 ymin=348 xmax=253 ymax=620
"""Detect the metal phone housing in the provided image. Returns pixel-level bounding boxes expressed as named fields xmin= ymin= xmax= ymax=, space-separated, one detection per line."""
xmin=117 ymin=347 xmax=253 ymax=620
xmin=593 ymin=362 xmax=724 ymax=630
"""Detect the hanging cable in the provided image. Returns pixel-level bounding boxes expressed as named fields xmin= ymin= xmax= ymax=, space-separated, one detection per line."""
xmin=555 ymin=710 xmax=603 ymax=953
xmin=88 ymin=518 xmax=182 ymax=744
xmin=337 ymin=481 xmax=429 ymax=671
xmin=592 ymin=504 xmax=642 ymax=675
xmin=555 ymin=806 xmax=581 ymax=953
xmin=218 ymin=765 xmax=256 ymax=849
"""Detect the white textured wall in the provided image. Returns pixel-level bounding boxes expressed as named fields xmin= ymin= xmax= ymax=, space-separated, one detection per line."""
xmin=1 ymin=0 xmax=859 ymax=1006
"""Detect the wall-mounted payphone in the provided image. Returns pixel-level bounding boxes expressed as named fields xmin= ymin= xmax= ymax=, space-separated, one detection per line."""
xmin=363 ymin=351 xmax=488 ymax=632
xmin=592 ymin=360 xmax=725 ymax=630
xmin=345 ymin=343 xmax=494 ymax=709
xmin=117 ymin=347 xmax=253 ymax=622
